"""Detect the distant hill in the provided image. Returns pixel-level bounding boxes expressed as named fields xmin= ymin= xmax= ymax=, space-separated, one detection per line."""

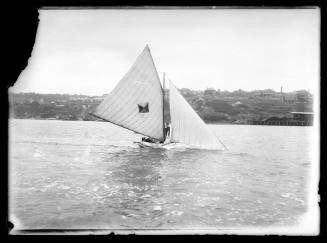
xmin=9 ymin=89 xmax=313 ymax=124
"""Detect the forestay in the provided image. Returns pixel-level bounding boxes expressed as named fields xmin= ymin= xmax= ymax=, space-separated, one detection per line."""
xmin=169 ymin=81 xmax=225 ymax=150
xmin=93 ymin=45 xmax=165 ymax=141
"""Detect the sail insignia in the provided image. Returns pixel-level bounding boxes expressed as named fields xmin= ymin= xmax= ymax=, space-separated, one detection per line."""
xmin=138 ymin=103 xmax=149 ymax=113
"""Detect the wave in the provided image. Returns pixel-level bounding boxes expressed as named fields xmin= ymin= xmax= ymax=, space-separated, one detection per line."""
xmin=281 ymin=193 xmax=305 ymax=204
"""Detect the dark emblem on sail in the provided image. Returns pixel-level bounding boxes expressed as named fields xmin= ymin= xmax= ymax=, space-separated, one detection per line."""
xmin=138 ymin=102 xmax=149 ymax=113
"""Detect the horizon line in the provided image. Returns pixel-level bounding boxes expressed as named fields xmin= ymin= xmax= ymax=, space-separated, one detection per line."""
xmin=8 ymin=88 xmax=312 ymax=96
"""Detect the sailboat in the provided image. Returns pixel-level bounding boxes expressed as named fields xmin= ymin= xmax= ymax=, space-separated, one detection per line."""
xmin=91 ymin=45 xmax=226 ymax=150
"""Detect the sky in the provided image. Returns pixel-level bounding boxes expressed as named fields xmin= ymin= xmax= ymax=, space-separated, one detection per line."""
xmin=11 ymin=8 xmax=320 ymax=96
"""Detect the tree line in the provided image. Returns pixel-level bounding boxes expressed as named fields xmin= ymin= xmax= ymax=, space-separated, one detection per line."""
xmin=9 ymin=89 xmax=313 ymax=124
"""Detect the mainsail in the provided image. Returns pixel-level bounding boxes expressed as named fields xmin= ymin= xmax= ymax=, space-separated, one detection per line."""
xmin=169 ymin=81 xmax=225 ymax=150
xmin=93 ymin=45 xmax=165 ymax=141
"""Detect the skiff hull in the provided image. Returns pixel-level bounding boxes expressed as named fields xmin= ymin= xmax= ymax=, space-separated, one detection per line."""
xmin=134 ymin=141 xmax=166 ymax=148
xmin=134 ymin=141 xmax=190 ymax=149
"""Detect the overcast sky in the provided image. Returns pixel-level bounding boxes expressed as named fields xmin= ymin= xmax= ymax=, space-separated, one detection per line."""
xmin=11 ymin=8 xmax=320 ymax=96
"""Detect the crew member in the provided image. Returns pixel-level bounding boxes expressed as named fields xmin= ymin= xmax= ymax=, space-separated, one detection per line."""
xmin=165 ymin=122 xmax=171 ymax=138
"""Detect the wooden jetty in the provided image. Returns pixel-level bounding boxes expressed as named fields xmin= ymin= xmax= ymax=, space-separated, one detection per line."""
xmin=248 ymin=111 xmax=313 ymax=126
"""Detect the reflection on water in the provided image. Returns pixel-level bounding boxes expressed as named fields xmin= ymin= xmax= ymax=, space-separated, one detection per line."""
xmin=107 ymin=148 xmax=167 ymax=227
xmin=9 ymin=119 xmax=313 ymax=231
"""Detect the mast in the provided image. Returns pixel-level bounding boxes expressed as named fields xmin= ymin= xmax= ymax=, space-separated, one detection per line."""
xmin=146 ymin=45 xmax=166 ymax=143
xmin=162 ymin=72 xmax=166 ymax=141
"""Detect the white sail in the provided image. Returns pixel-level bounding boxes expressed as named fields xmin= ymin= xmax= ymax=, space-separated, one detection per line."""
xmin=93 ymin=45 xmax=165 ymax=141
xmin=169 ymin=81 xmax=225 ymax=150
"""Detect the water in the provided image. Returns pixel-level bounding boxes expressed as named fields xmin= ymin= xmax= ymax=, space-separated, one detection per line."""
xmin=9 ymin=119 xmax=313 ymax=231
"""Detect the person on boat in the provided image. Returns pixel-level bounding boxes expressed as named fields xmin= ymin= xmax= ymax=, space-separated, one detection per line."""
xmin=165 ymin=122 xmax=171 ymax=138
xmin=142 ymin=137 xmax=156 ymax=143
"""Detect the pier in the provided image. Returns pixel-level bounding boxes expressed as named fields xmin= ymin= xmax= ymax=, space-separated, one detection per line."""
xmin=248 ymin=111 xmax=313 ymax=126
xmin=249 ymin=120 xmax=312 ymax=126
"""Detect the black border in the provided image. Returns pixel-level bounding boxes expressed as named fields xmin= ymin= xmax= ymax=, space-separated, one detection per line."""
xmin=2 ymin=0 xmax=325 ymax=238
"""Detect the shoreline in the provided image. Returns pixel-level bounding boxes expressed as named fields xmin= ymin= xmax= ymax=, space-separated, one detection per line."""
xmin=9 ymin=118 xmax=313 ymax=127
xmin=9 ymin=117 xmax=246 ymax=125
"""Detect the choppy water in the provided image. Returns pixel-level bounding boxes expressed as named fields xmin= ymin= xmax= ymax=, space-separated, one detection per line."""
xmin=9 ymin=119 xmax=313 ymax=232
